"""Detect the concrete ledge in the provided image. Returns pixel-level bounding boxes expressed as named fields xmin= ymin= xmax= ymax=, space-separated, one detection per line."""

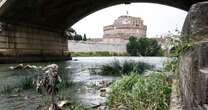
xmin=169 ymin=80 xmax=183 ymax=110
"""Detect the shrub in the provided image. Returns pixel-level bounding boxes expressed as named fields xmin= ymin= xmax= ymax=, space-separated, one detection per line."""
xmin=99 ymin=60 xmax=153 ymax=76
xmin=107 ymin=72 xmax=172 ymax=110
xmin=127 ymin=37 xmax=163 ymax=56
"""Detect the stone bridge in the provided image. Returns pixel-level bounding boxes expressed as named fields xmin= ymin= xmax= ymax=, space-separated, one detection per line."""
xmin=0 ymin=1 xmax=208 ymax=110
xmin=0 ymin=0 xmax=205 ymax=28
xmin=0 ymin=0 xmax=206 ymax=63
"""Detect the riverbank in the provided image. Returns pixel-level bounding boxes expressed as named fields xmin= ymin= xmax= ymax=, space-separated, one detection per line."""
xmin=0 ymin=57 xmax=168 ymax=110
xmin=70 ymin=51 xmax=128 ymax=57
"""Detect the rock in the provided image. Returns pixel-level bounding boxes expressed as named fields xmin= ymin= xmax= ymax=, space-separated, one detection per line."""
xmin=91 ymin=103 xmax=102 ymax=109
xmin=9 ymin=66 xmax=14 ymax=70
xmin=98 ymin=80 xmax=112 ymax=88
xmin=118 ymin=105 xmax=129 ymax=110
xmin=49 ymin=104 xmax=62 ymax=110
xmin=57 ymin=100 xmax=71 ymax=108
xmin=203 ymin=104 xmax=208 ymax=109
xmin=100 ymin=92 xmax=107 ymax=97
xmin=73 ymin=59 xmax=78 ymax=61
xmin=31 ymin=65 xmax=38 ymax=69
xmin=10 ymin=64 xmax=24 ymax=70
xmin=9 ymin=64 xmax=40 ymax=70
xmin=23 ymin=65 xmax=33 ymax=69
xmin=97 ymin=105 xmax=107 ymax=110
xmin=182 ymin=1 xmax=208 ymax=41
xmin=24 ymin=96 xmax=30 ymax=100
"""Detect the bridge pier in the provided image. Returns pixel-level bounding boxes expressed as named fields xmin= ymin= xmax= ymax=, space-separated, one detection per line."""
xmin=179 ymin=2 xmax=208 ymax=110
xmin=0 ymin=23 xmax=70 ymax=63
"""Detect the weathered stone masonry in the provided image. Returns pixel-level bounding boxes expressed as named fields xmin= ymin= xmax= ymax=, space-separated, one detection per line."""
xmin=179 ymin=2 xmax=208 ymax=110
xmin=0 ymin=23 xmax=68 ymax=63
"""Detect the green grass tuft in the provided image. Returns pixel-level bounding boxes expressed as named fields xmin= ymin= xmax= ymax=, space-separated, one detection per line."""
xmin=0 ymin=85 xmax=14 ymax=95
xmin=107 ymin=72 xmax=172 ymax=110
xmin=99 ymin=60 xmax=153 ymax=76
xmin=21 ymin=76 xmax=34 ymax=90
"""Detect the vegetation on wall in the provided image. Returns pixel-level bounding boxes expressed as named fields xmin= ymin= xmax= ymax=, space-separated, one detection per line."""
xmin=127 ymin=37 xmax=163 ymax=56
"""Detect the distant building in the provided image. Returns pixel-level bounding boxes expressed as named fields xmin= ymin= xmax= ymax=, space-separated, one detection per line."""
xmin=68 ymin=15 xmax=147 ymax=53
xmin=103 ymin=15 xmax=147 ymax=44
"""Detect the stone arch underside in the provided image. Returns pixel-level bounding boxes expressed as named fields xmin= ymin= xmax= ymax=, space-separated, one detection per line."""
xmin=0 ymin=0 xmax=206 ymax=30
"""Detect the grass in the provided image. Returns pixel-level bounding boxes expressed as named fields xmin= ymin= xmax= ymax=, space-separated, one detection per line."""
xmin=70 ymin=51 xmax=128 ymax=57
xmin=21 ymin=76 xmax=34 ymax=90
xmin=99 ymin=60 xmax=153 ymax=76
xmin=65 ymin=104 xmax=93 ymax=110
xmin=0 ymin=85 xmax=14 ymax=95
xmin=107 ymin=72 xmax=172 ymax=110
xmin=0 ymin=76 xmax=34 ymax=95
xmin=57 ymin=79 xmax=74 ymax=89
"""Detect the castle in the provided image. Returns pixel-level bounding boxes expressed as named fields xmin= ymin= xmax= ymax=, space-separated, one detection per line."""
xmin=68 ymin=15 xmax=147 ymax=53
xmin=102 ymin=15 xmax=147 ymax=44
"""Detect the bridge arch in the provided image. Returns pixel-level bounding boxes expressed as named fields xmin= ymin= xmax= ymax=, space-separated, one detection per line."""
xmin=0 ymin=0 xmax=205 ymax=29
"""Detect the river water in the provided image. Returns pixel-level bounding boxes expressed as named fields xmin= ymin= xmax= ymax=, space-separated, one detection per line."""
xmin=0 ymin=57 xmax=168 ymax=110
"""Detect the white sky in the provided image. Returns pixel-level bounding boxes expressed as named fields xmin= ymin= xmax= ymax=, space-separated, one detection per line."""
xmin=72 ymin=3 xmax=188 ymax=38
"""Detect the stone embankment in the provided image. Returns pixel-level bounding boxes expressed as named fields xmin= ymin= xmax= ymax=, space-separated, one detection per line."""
xmin=179 ymin=2 xmax=208 ymax=110
xmin=68 ymin=41 xmax=127 ymax=53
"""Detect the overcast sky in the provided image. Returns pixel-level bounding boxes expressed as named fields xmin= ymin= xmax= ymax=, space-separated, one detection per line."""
xmin=72 ymin=3 xmax=188 ymax=38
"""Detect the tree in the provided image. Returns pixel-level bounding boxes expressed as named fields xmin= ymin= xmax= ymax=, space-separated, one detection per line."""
xmin=127 ymin=37 xmax=138 ymax=56
xmin=65 ymin=28 xmax=76 ymax=40
xmin=74 ymin=34 xmax=82 ymax=41
xmin=83 ymin=34 xmax=87 ymax=41
xmin=127 ymin=36 xmax=163 ymax=56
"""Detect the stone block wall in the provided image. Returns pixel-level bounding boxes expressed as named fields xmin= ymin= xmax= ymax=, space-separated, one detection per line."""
xmin=0 ymin=23 xmax=68 ymax=63
xmin=179 ymin=43 xmax=208 ymax=110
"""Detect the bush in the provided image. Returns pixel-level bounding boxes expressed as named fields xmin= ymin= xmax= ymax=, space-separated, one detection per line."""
xmin=163 ymin=58 xmax=178 ymax=73
xmin=99 ymin=60 xmax=153 ymax=76
xmin=107 ymin=72 xmax=172 ymax=110
xmin=127 ymin=37 xmax=163 ymax=56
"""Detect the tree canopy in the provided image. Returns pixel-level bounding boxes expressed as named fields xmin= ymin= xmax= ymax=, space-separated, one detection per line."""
xmin=127 ymin=37 xmax=163 ymax=56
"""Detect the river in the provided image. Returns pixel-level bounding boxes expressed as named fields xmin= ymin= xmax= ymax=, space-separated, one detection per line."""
xmin=0 ymin=57 xmax=168 ymax=110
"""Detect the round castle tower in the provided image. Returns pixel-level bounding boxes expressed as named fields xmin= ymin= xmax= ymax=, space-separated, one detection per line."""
xmin=103 ymin=15 xmax=147 ymax=44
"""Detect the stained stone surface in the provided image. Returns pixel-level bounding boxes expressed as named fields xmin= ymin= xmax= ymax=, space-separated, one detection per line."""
xmin=182 ymin=2 xmax=208 ymax=41
xmin=180 ymin=2 xmax=208 ymax=110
